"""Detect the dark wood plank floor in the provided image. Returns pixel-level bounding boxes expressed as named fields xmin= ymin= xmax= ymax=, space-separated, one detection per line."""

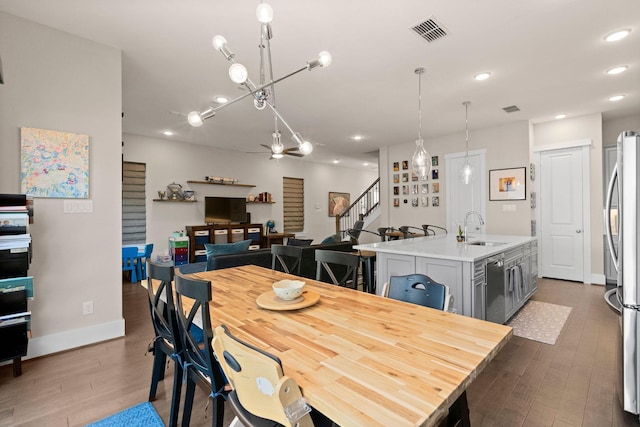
xmin=0 ymin=278 xmax=638 ymax=426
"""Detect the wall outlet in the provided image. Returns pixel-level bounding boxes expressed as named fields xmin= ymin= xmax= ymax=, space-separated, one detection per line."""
xmin=82 ymin=301 xmax=94 ymax=315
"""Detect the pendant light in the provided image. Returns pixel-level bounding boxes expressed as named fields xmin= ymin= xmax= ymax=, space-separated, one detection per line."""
xmin=411 ymin=68 xmax=431 ymax=178
xmin=460 ymin=101 xmax=474 ymax=184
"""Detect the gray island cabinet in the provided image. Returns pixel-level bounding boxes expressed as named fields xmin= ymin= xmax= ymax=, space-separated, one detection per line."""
xmin=355 ymin=234 xmax=538 ymax=324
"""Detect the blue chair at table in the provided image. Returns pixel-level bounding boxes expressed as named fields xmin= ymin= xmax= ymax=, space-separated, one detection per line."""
xmin=137 ymin=243 xmax=154 ymax=281
xmin=122 ymin=246 xmax=138 ymax=282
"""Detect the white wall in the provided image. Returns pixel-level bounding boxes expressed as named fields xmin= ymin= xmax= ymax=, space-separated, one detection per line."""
xmin=380 ymin=121 xmax=531 ymax=235
xmin=532 ymin=113 xmax=604 ymax=277
xmin=123 ymin=134 xmax=378 ymax=254
xmin=602 ymin=113 xmax=640 ymax=147
xmin=0 ymin=12 xmax=124 ymax=357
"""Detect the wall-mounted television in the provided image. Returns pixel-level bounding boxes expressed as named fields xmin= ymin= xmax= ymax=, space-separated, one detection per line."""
xmin=205 ymin=196 xmax=247 ymax=224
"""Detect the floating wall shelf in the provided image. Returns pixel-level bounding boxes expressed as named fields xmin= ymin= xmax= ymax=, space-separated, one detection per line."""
xmin=187 ymin=180 xmax=256 ymax=188
xmin=153 ymin=199 xmax=197 ymax=203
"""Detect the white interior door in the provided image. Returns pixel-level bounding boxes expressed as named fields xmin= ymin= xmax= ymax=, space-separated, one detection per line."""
xmin=540 ymin=147 xmax=584 ymax=281
xmin=445 ymin=150 xmax=486 ymax=235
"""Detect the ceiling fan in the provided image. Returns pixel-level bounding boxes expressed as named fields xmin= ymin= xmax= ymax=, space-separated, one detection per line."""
xmin=250 ymin=143 xmax=304 ymax=159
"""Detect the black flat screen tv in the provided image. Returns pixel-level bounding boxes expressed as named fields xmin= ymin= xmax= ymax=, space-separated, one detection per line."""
xmin=205 ymin=196 xmax=247 ymax=224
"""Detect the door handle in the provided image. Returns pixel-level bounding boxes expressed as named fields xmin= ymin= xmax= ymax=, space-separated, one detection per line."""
xmin=576 ymin=229 xmax=582 ymax=233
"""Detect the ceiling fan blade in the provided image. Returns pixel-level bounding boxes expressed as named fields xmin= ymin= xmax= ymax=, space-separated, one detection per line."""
xmin=260 ymin=144 xmax=271 ymax=150
xmin=284 ymin=152 xmax=304 ymax=157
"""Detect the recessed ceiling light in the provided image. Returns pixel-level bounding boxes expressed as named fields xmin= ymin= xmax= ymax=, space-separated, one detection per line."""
xmin=609 ymin=94 xmax=625 ymax=102
xmin=605 ymin=29 xmax=631 ymax=42
xmin=162 ymin=130 xmax=174 ymax=136
xmin=473 ymin=72 xmax=491 ymax=81
xmin=363 ymin=162 xmax=369 ymax=167
xmin=607 ymin=66 xmax=628 ymax=75
xmin=350 ymin=135 xmax=364 ymax=141
xmin=332 ymin=159 xmax=340 ymax=164
xmin=214 ymin=96 xmax=229 ymax=103
xmin=554 ymin=114 xmax=566 ymax=120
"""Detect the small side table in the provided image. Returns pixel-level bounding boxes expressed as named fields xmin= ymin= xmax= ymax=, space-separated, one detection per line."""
xmin=262 ymin=233 xmax=296 ymax=248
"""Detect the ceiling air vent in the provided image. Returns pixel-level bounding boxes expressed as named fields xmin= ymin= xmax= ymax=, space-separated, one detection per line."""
xmin=502 ymin=105 xmax=520 ymax=113
xmin=410 ymin=17 xmax=448 ymax=43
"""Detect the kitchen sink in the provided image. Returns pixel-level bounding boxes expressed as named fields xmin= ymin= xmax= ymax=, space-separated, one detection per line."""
xmin=466 ymin=241 xmax=506 ymax=246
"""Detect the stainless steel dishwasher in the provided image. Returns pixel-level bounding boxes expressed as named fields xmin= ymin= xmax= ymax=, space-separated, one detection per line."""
xmin=486 ymin=254 xmax=506 ymax=324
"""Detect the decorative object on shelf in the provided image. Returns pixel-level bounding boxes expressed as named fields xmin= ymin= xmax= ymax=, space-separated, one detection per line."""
xmin=187 ymin=2 xmax=331 ymax=158
xmin=489 ymin=167 xmax=526 ymax=201
xmin=530 ymin=191 xmax=536 ymax=209
xmin=410 ymin=68 xmax=432 ymax=179
xmin=248 ymin=194 xmax=256 ymax=202
xmin=258 ymin=192 xmax=272 ymax=203
xmin=204 ymin=176 xmax=238 ymax=184
xmin=266 ymin=219 xmax=276 ymax=234
xmin=328 ymin=192 xmax=350 ymax=217
xmin=460 ymin=101 xmax=474 ymax=184
xmin=183 ymin=190 xmax=196 ymax=201
xmin=157 ymin=191 xmax=166 ymax=200
xmin=21 ymin=127 xmax=89 ymax=199
xmin=166 ymin=182 xmax=183 ymax=200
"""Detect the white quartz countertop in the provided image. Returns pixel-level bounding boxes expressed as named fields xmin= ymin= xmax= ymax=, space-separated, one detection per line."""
xmin=354 ymin=234 xmax=537 ymax=262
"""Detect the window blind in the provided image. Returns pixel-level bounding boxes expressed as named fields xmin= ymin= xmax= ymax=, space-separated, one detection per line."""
xmin=122 ymin=161 xmax=146 ymax=244
xmin=283 ymin=177 xmax=304 ymax=233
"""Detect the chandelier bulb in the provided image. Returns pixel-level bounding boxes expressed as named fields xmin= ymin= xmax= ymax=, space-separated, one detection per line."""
xmin=256 ymin=3 xmax=274 ymax=23
xmin=212 ymin=35 xmax=227 ymax=51
xmin=228 ymin=63 xmax=248 ymax=84
xmin=299 ymin=140 xmax=313 ymax=155
xmin=187 ymin=111 xmax=204 ymax=127
xmin=318 ymin=51 xmax=332 ymax=67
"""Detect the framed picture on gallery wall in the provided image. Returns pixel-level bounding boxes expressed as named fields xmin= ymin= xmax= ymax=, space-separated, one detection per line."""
xmin=489 ymin=167 xmax=526 ymax=201
xmin=393 ymin=161 xmax=399 ymax=171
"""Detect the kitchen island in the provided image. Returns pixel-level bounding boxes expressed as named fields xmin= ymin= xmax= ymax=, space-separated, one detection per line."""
xmin=355 ymin=234 xmax=538 ymax=323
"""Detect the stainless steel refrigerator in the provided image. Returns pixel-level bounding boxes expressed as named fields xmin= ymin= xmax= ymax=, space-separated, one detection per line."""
xmin=605 ymin=130 xmax=640 ymax=418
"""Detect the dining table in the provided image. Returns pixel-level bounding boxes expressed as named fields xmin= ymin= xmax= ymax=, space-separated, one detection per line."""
xmin=162 ymin=264 xmax=512 ymax=426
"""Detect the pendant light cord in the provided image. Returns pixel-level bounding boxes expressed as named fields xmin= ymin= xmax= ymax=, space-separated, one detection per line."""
xmin=415 ymin=68 xmax=425 ymax=140
xmin=463 ymin=101 xmax=470 ymax=155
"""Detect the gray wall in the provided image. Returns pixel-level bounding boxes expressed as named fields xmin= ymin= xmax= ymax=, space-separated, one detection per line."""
xmin=0 ymin=11 xmax=124 ymax=357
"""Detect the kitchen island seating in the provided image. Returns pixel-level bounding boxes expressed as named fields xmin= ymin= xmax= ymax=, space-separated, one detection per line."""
xmin=122 ymin=246 xmax=138 ymax=282
xmin=145 ymin=260 xmax=182 ymax=427
xmin=213 ymin=324 xmax=330 ymax=427
xmin=174 ymin=271 xmax=227 ymax=427
xmin=385 ymin=273 xmax=452 ymax=311
xmin=271 ymin=245 xmax=303 ymax=275
xmin=314 ymin=249 xmax=359 ymax=289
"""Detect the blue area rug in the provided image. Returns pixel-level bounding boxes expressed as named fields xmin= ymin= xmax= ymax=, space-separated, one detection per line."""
xmin=86 ymin=402 xmax=164 ymax=427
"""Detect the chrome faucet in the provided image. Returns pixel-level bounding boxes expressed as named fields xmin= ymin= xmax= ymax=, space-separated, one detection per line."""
xmin=464 ymin=211 xmax=485 ymax=239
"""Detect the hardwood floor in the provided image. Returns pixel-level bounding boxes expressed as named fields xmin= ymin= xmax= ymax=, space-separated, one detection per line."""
xmin=0 ymin=278 xmax=638 ymax=426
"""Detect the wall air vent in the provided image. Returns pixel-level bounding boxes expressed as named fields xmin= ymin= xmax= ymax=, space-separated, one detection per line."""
xmin=502 ymin=105 xmax=520 ymax=113
xmin=410 ymin=17 xmax=448 ymax=43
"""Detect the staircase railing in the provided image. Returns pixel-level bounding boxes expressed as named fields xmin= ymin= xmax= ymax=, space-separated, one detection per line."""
xmin=335 ymin=178 xmax=380 ymax=235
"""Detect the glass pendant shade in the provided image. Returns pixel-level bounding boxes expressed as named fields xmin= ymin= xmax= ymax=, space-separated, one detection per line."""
xmin=460 ymin=157 xmax=474 ymax=184
xmin=411 ymin=138 xmax=431 ymax=177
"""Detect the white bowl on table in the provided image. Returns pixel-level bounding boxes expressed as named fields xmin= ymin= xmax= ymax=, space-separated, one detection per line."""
xmin=272 ymin=280 xmax=305 ymax=301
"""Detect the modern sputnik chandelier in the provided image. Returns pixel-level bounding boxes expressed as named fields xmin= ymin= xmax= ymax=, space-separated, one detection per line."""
xmin=187 ymin=2 xmax=331 ymax=157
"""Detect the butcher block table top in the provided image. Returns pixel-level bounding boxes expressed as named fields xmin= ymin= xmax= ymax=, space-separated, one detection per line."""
xmin=169 ymin=265 xmax=512 ymax=426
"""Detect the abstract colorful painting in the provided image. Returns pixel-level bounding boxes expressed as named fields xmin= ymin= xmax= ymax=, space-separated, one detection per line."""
xmin=21 ymin=127 xmax=89 ymax=198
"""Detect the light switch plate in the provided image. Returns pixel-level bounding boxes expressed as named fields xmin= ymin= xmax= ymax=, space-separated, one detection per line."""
xmin=64 ymin=199 xmax=93 ymax=213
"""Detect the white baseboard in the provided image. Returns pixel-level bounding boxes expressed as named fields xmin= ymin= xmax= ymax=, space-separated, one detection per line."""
xmin=590 ymin=273 xmax=606 ymax=286
xmin=24 ymin=318 xmax=125 ymax=359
